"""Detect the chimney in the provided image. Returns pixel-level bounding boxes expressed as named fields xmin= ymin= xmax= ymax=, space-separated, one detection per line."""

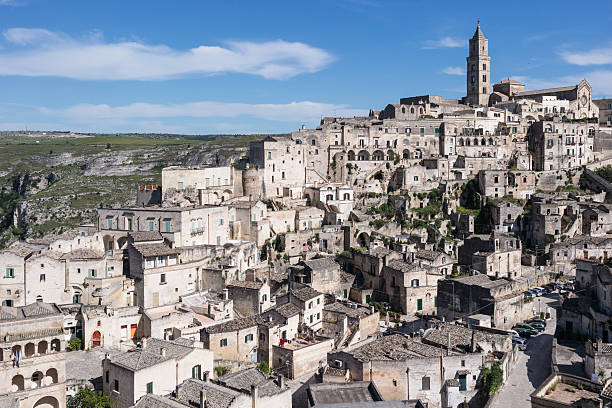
xmin=370 ymin=306 xmax=375 ymax=314
xmin=447 ymin=332 xmax=451 ymax=356
xmin=160 ymin=347 xmax=166 ymax=357
xmin=199 ymin=383 xmax=206 ymax=408
xmin=277 ymin=374 xmax=284 ymax=389
xmin=203 ymin=371 xmax=209 ymax=383
xmin=141 ymin=338 xmax=148 ymax=348
xmin=175 ymin=385 xmax=183 ymax=400
xmin=223 ymin=289 xmax=229 ymax=300
xmin=251 ymin=384 xmax=259 ymax=408
xmin=470 ymin=330 xmax=476 ymax=352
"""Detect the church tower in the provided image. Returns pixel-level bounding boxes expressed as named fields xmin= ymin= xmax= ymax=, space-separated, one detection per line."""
xmin=466 ymin=21 xmax=491 ymax=106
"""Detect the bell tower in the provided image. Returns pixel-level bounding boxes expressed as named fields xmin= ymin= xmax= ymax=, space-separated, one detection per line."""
xmin=466 ymin=20 xmax=491 ymax=106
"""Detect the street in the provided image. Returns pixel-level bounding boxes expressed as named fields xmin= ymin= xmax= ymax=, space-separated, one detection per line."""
xmin=492 ymin=295 xmax=559 ymax=408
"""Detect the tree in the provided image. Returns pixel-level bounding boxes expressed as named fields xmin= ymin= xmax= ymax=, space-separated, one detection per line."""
xmin=67 ymin=387 xmax=113 ymax=408
xmin=481 ymin=362 xmax=504 ymax=395
xmin=68 ymin=337 xmax=82 ymax=351
xmin=257 ymin=361 xmax=271 ymax=375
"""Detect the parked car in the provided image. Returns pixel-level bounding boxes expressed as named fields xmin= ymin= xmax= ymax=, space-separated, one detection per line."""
xmin=530 ymin=322 xmax=545 ymax=332
xmin=513 ymin=337 xmax=527 ymax=350
xmin=528 ymin=318 xmax=547 ymax=326
xmin=513 ymin=323 xmax=538 ymax=336
xmin=508 ymin=330 xmax=520 ymax=337
xmin=515 ymin=329 xmax=534 ymax=338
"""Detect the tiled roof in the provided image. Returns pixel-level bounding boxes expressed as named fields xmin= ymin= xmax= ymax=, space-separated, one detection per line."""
xmin=291 ymin=287 xmax=323 ymax=302
xmin=349 ymin=334 xmax=444 ymax=362
xmin=3 ymin=244 xmax=34 ymax=257
xmin=132 ymin=243 xmax=180 ymax=257
xmin=227 ymin=280 xmax=264 ymax=290
xmin=308 ymin=382 xmax=379 ymax=405
xmin=176 ymin=379 xmax=240 ymax=408
xmin=202 ymin=315 xmax=264 ymax=334
xmin=423 ymin=324 xmax=508 ymax=351
xmin=61 ymin=249 xmax=104 ymax=260
xmin=134 ymin=394 xmax=186 ymax=408
xmin=0 ymin=302 xmax=61 ymax=321
xmin=110 ymin=338 xmax=194 ymax=371
xmin=130 ymin=231 xmax=164 ymax=242
xmin=324 ymin=302 xmax=373 ymax=319
xmin=218 ymin=367 xmax=284 ymax=396
xmin=386 ymin=259 xmax=419 ymax=273
xmin=274 ymin=303 xmax=301 ymax=318
xmin=302 ymin=257 xmax=339 ymax=271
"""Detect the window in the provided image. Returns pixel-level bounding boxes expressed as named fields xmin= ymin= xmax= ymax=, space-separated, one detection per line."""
xmin=88 ymin=269 xmax=97 ymax=278
xmin=40 ymin=274 xmax=46 ymax=282
xmin=417 ymin=298 xmax=423 ymax=311
xmin=245 ymin=334 xmax=254 ymax=343
xmin=107 ymin=218 xmax=113 ymax=229
xmin=164 ymin=220 xmax=171 ymax=232
xmin=461 ymin=359 xmax=465 ymax=367
xmin=146 ymin=382 xmax=153 ymax=394
xmin=5 ymin=267 xmax=14 ymax=278
xmin=148 ymin=220 xmax=155 ymax=231
xmin=192 ymin=365 xmax=201 ymax=380
xmin=422 ymin=376 xmax=430 ymax=391
xmin=114 ymin=379 xmax=119 ymax=393
xmin=267 ymin=152 xmax=272 ymax=159
xmin=411 ymin=279 xmax=419 ymax=287
xmin=220 ymin=338 xmax=228 ymax=347
xmin=105 ymin=370 xmax=109 ymax=383
xmin=73 ymin=293 xmax=81 ymax=304
xmin=482 ymin=63 xmax=486 ymax=70
xmin=482 ymin=75 xmax=486 ymax=82
xmin=219 ymin=219 xmax=224 ymax=226
xmin=145 ymin=258 xmax=154 ymax=269
xmin=483 ymin=87 xmax=487 ymax=94
xmin=420 ymin=128 xmax=424 ymax=136
xmin=317 ymin=312 xmax=320 ymax=320
xmin=309 ymin=301 xmax=313 ymax=309
xmin=311 ymin=139 xmax=316 ymax=146
xmin=160 ymin=274 xmax=166 ymax=284
xmin=310 ymin=315 xmax=313 ymax=323
xmin=317 ymin=298 xmax=320 ymax=305
xmin=178 ymin=182 xmax=184 ymax=190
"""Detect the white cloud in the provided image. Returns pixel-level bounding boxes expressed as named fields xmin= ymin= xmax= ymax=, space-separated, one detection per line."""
xmin=561 ymin=47 xmax=612 ymax=66
xmin=40 ymin=100 xmax=369 ymax=123
xmin=422 ymin=37 xmax=464 ymax=50
xmin=442 ymin=66 xmax=465 ymax=76
xmin=0 ymin=28 xmax=334 ymax=80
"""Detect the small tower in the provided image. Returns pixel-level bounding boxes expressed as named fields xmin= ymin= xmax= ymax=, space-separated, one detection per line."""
xmin=466 ymin=20 xmax=491 ymax=106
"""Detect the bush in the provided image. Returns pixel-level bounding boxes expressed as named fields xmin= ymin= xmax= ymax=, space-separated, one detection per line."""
xmin=257 ymin=361 xmax=271 ymax=376
xmin=216 ymin=366 xmax=230 ymax=377
xmin=481 ymin=362 xmax=504 ymax=395
xmin=68 ymin=337 xmax=82 ymax=351
xmin=546 ymin=312 xmax=551 ymax=319
xmin=67 ymin=387 xmax=113 ymax=408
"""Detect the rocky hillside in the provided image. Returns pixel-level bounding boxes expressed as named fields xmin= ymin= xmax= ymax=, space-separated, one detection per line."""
xmin=0 ymin=132 xmax=270 ymax=247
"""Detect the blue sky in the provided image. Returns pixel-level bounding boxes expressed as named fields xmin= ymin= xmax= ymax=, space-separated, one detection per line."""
xmin=0 ymin=0 xmax=611 ymax=134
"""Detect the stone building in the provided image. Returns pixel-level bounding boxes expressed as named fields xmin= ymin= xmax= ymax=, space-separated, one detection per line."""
xmin=585 ymin=339 xmax=612 ymax=380
xmin=594 ymin=99 xmax=612 ymax=126
xmin=161 ymin=165 xmax=240 ymax=206
xmin=437 ymin=274 xmax=534 ymax=330
xmin=327 ymin=333 xmax=484 ymax=407
xmin=102 ymin=337 xmax=213 ymax=408
xmin=490 ymin=199 xmax=524 ymax=233
xmin=529 ymin=119 xmax=597 ymax=171
xmin=321 ymin=302 xmax=379 ymax=348
xmin=0 ymin=245 xmax=34 ymax=307
xmin=97 ymin=205 xmax=230 ymax=249
xmin=78 ymin=304 xmax=141 ymax=350
xmin=478 ymin=169 xmax=535 ymax=200
xmin=351 ymin=247 xmax=404 ymax=295
xmin=226 ymin=280 xmax=272 ymax=317
xmin=288 ymin=257 xmax=354 ymax=299
xmin=134 ymin=369 xmax=291 ymax=408
xmin=200 ymin=315 xmax=262 ymax=362
xmin=551 ymin=236 xmax=612 ymax=276
xmin=227 ymin=200 xmax=270 ymax=247
xmin=0 ymin=303 xmax=67 ymax=408
xmin=382 ymin=260 xmax=443 ymax=315
xmin=465 ymin=22 xmax=491 ymax=107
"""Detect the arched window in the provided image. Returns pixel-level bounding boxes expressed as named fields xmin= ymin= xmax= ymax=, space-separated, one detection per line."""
xmin=402 ymin=107 xmax=406 ymax=114
xmin=411 ymin=279 xmax=420 ymax=287
xmin=410 ymin=107 xmax=415 ymax=114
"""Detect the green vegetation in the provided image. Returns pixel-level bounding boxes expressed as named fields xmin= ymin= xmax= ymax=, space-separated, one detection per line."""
xmin=68 ymin=337 xmax=83 ymax=351
xmin=257 ymin=361 xmax=271 ymax=376
xmin=216 ymin=366 xmax=230 ymax=377
xmin=595 ymin=165 xmax=612 ymax=183
xmin=456 ymin=206 xmax=480 ymax=216
xmin=0 ymin=132 xmax=266 ymax=245
xmin=67 ymin=387 xmax=113 ymax=408
xmin=481 ymin=362 xmax=504 ymax=395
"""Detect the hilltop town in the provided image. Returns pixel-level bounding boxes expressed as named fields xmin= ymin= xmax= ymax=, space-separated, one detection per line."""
xmin=3 ymin=23 xmax=612 ymax=408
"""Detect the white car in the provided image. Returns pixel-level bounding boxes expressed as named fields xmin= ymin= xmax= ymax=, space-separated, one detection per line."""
xmin=512 ymin=336 xmax=526 ymax=345
xmin=508 ymin=330 xmax=520 ymax=337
